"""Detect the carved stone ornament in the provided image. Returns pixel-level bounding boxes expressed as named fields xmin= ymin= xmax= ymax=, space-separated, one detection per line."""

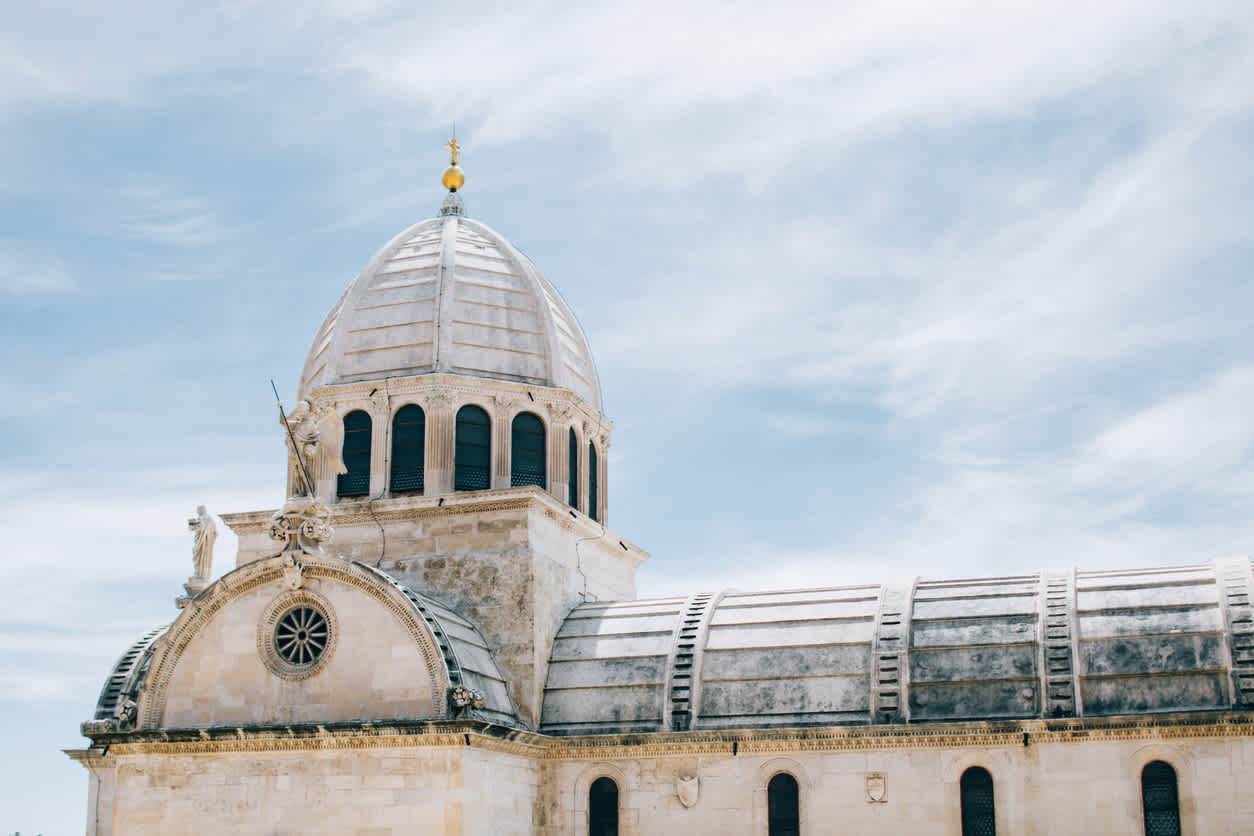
xmin=676 ymin=775 xmax=699 ymax=808
xmin=115 ymin=697 xmax=139 ymax=731
xmin=266 ymin=496 xmax=334 ymax=560
xmin=448 ymin=685 xmax=485 ymax=715
xmin=425 ymin=389 xmax=452 ymax=411
xmin=80 ymin=718 xmax=115 ymax=736
xmin=866 ymin=772 xmax=888 ymax=803
xmin=281 ymin=552 xmax=305 ymax=590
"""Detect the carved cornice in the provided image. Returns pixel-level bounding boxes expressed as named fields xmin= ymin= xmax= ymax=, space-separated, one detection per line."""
xmin=77 ymin=714 xmax=1254 ymax=763
xmin=222 ymin=488 xmax=648 ymax=562
xmin=306 ymin=375 xmax=614 ymax=435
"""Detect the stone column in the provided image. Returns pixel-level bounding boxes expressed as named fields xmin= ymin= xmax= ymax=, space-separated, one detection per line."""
xmin=368 ymin=394 xmax=388 ymax=499
xmin=576 ymin=422 xmax=588 ymax=515
xmin=492 ymin=398 xmax=512 ymax=490
xmin=548 ymin=417 xmax=568 ymax=504
xmin=425 ymin=392 xmax=455 ymax=496
xmin=598 ymin=434 xmax=610 ymax=527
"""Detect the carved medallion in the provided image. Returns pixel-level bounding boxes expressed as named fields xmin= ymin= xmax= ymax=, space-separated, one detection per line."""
xmin=866 ymin=772 xmax=887 ymax=803
xmin=676 ymin=775 xmax=699 ymax=808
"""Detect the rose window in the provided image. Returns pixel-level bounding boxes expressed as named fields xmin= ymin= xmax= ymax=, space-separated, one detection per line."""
xmin=274 ymin=606 xmax=328 ymax=666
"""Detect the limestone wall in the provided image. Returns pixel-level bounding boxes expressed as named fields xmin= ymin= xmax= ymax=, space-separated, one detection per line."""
xmin=73 ymin=725 xmax=1254 ymax=836
xmin=543 ymin=736 xmax=1254 ymax=835
xmin=462 ymin=747 xmax=542 ymax=836
xmin=105 ymin=748 xmax=467 ymax=836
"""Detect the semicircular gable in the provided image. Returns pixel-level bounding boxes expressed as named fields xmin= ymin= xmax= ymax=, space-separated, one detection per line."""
xmin=139 ymin=556 xmax=453 ymax=729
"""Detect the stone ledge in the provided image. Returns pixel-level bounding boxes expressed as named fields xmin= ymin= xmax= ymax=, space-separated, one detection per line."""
xmin=72 ymin=712 xmax=1254 ymax=762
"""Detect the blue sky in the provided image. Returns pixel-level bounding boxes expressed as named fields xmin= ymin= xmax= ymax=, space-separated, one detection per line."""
xmin=2 ymin=1 xmax=1253 ymax=831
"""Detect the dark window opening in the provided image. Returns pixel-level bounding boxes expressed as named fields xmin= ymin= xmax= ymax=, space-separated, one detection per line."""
xmin=589 ymin=776 xmax=618 ymax=836
xmin=511 ymin=412 xmax=546 ymax=488
xmin=588 ymin=442 xmax=599 ymax=522
xmin=767 ymin=772 xmax=799 ymax=836
xmin=336 ymin=410 xmax=372 ymax=498
xmin=454 ymin=405 xmax=491 ymax=491
xmin=1142 ymin=761 xmax=1180 ymax=836
xmin=390 ymin=404 xmax=425 ymax=494
xmin=568 ymin=428 xmax=579 ymax=508
xmin=961 ymin=766 xmax=996 ymax=836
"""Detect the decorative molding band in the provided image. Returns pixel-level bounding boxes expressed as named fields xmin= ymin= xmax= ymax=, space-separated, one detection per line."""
xmin=306 ymin=374 xmax=614 ymax=435
xmin=223 ymin=489 xmax=648 ymax=561
xmin=1215 ymin=557 xmax=1254 ymax=708
xmin=1039 ymin=567 xmax=1078 ymax=717
xmin=76 ymin=714 xmax=1254 ymax=763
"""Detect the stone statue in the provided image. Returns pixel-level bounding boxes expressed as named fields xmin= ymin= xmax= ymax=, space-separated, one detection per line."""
xmin=188 ymin=505 xmax=217 ymax=581
xmin=283 ymin=400 xmax=347 ymax=498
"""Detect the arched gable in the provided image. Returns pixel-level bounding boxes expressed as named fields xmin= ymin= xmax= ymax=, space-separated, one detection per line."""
xmin=138 ymin=556 xmax=458 ymax=729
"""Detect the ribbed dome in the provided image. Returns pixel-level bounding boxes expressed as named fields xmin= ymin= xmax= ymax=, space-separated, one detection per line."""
xmin=300 ymin=212 xmax=601 ymax=409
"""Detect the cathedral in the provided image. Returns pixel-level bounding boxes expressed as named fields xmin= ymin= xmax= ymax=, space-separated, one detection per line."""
xmin=68 ymin=145 xmax=1254 ymax=835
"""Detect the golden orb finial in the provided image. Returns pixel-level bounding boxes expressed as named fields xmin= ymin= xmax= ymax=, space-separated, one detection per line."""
xmin=442 ymin=134 xmax=464 ymax=192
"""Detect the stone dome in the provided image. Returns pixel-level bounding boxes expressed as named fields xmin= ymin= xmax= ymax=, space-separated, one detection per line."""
xmin=300 ymin=207 xmax=601 ymax=410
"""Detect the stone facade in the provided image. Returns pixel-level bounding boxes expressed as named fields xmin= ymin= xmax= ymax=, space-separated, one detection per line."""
xmin=67 ymin=190 xmax=1254 ymax=834
xmin=70 ymin=717 xmax=1254 ymax=835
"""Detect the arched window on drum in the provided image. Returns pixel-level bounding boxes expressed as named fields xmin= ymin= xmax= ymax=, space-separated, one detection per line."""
xmin=767 ymin=772 xmax=799 ymax=836
xmin=960 ymin=766 xmax=996 ymax=836
xmin=510 ymin=412 xmax=546 ymax=488
xmin=389 ymin=404 xmax=425 ymax=494
xmin=1141 ymin=761 xmax=1180 ymax=836
xmin=454 ymin=405 xmax=491 ymax=492
xmin=336 ymin=410 xmax=371 ymax=499
xmin=588 ymin=776 xmax=618 ymax=836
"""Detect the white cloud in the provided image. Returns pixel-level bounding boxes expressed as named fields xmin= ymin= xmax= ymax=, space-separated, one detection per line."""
xmin=1076 ymin=366 xmax=1254 ymax=493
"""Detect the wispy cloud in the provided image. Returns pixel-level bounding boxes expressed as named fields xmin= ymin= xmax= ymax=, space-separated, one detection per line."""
xmin=118 ymin=183 xmax=224 ymax=247
xmin=0 ymin=245 xmax=71 ymax=293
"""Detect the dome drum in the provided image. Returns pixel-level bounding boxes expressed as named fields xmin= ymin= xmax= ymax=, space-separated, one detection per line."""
xmin=286 ymin=373 xmax=611 ymax=520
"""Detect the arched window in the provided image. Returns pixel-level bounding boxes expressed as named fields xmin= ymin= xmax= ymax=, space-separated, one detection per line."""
xmin=510 ymin=412 xmax=546 ymax=488
xmin=454 ymin=405 xmax=491 ymax=491
xmin=767 ymin=772 xmax=799 ymax=836
xmin=337 ymin=410 xmax=372 ymax=498
xmin=960 ymin=767 xmax=996 ymax=836
xmin=390 ymin=404 xmax=425 ymax=494
xmin=589 ymin=776 xmax=618 ymax=836
xmin=568 ymin=427 xmax=579 ymax=508
xmin=1142 ymin=761 xmax=1180 ymax=836
xmin=588 ymin=442 xmax=599 ymax=522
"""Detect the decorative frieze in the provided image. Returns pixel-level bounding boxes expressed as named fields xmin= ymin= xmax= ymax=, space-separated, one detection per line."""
xmin=75 ymin=713 xmax=1254 ymax=760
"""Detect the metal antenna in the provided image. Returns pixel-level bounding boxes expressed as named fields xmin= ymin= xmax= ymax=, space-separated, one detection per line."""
xmin=271 ymin=379 xmax=313 ymax=495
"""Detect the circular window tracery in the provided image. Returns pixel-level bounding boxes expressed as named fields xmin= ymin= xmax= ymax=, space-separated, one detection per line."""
xmin=274 ymin=606 xmax=328 ymax=666
xmin=258 ymin=590 xmax=337 ymax=680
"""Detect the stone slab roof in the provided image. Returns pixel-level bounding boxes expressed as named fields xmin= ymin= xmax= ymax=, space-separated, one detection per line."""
xmin=540 ymin=558 xmax=1254 ymax=734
